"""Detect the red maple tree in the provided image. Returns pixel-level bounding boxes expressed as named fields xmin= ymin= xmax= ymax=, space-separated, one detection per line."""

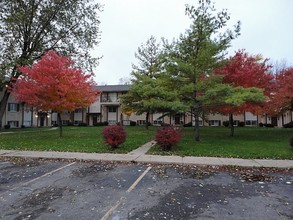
xmin=11 ymin=50 xmax=99 ymax=136
xmin=213 ymin=50 xmax=273 ymax=135
xmin=265 ymin=67 xmax=293 ymax=116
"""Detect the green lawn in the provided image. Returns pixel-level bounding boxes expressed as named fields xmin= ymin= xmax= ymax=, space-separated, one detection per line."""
xmin=0 ymin=126 xmax=156 ymax=154
xmin=149 ymin=127 xmax=293 ymax=159
xmin=0 ymin=126 xmax=292 ymax=159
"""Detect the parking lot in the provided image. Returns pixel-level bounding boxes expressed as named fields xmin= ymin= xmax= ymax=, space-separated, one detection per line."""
xmin=0 ymin=158 xmax=292 ymax=220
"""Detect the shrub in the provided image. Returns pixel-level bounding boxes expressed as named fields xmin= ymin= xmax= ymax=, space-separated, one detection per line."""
xmin=183 ymin=122 xmax=192 ymax=127
xmin=259 ymin=122 xmax=264 ymax=127
xmin=67 ymin=122 xmax=74 ymax=126
xmin=238 ymin=122 xmax=245 ymax=127
xmin=95 ymin=122 xmax=108 ymax=126
xmin=223 ymin=121 xmax=229 ymax=127
xmin=78 ymin=122 xmax=87 ymax=127
xmin=102 ymin=125 xmax=127 ymax=149
xmin=130 ymin=121 xmax=136 ymax=126
xmin=4 ymin=124 xmax=10 ymax=129
xmin=283 ymin=121 xmax=293 ymax=128
xmin=155 ymin=126 xmax=181 ymax=151
xmin=264 ymin=123 xmax=274 ymax=128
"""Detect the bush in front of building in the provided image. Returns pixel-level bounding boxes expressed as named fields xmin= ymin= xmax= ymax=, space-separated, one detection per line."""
xmin=223 ymin=121 xmax=229 ymax=127
xmin=155 ymin=126 xmax=181 ymax=151
xmin=283 ymin=121 xmax=293 ymax=128
xmin=95 ymin=122 xmax=109 ymax=126
xmin=183 ymin=122 xmax=192 ymax=127
xmin=67 ymin=122 xmax=74 ymax=126
xmin=130 ymin=121 xmax=136 ymax=126
xmin=264 ymin=123 xmax=274 ymax=128
xmin=4 ymin=124 xmax=10 ymax=129
xmin=102 ymin=125 xmax=127 ymax=149
xmin=238 ymin=122 xmax=245 ymax=127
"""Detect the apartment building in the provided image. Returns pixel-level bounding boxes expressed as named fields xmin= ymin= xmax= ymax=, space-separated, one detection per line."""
xmin=1 ymin=85 xmax=292 ymax=128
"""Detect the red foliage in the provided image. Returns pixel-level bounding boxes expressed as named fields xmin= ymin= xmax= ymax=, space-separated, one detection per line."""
xmin=264 ymin=68 xmax=293 ymax=114
xmin=102 ymin=125 xmax=127 ymax=149
xmin=155 ymin=127 xmax=181 ymax=150
xmin=11 ymin=50 xmax=99 ymax=112
xmin=214 ymin=50 xmax=273 ymax=114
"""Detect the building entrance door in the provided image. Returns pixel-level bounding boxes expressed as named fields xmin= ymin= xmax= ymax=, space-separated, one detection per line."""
xmin=271 ymin=117 xmax=278 ymax=126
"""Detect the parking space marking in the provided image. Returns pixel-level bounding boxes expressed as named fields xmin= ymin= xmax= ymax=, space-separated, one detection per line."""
xmin=101 ymin=166 xmax=152 ymax=220
xmin=127 ymin=166 xmax=152 ymax=193
xmin=10 ymin=162 xmax=76 ymax=191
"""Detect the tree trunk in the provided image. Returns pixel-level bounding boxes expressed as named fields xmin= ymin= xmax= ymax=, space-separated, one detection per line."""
xmin=120 ymin=113 xmax=123 ymax=126
xmin=145 ymin=111 xmax=149 ymax=130
xmin=57 ymin=112 xmax=63 ymax=137
xmin=0 ymin=90 xmax=11 ymax=131
xmin=194 ymin=104 xmax=200 ymax=142
xmin=229 ymin=113 xmax=234 ymax=137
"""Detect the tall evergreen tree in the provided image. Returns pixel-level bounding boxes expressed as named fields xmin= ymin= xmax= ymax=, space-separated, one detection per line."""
xmin=121 ymin=36 xmax=184 ymax=130
xmin=163 ymin=0 xmax=241 ymax=141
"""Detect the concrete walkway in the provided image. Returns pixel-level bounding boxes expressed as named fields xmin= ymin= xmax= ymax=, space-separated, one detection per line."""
xmin=0 ymin=141 xmax=292 ymax=168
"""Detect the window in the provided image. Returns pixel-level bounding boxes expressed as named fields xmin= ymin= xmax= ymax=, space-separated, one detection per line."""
xmin=123 ymin=120 xmax=130 ymax=126
xmin=209 ymin=120 xmax=221 ymax=126
xmin=245 ymin=120 xmax=257 ymax=126
xmin=8 ymin=121 xmax=19 ymax=128
xmin=137 ymin=120 xmax=146 ymax=125
xmin=153 ymin=120 xmax=162 ymax=125
xmin=74 ymin=120 xmax=82 ymax=125
xmin=101 ymin=94 xmax=108 ymax=102
xmin=192 ymin=120 xmax=203 ymax=126
xmin=108 ymin=120 xmax=117 ymax=125
xmin=108 ymin=106 xmax=117 ymax=112
xmin=8 ymin=103 xmax=19 ymax=112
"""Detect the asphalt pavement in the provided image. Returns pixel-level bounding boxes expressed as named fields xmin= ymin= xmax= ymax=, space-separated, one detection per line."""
xmin=0 ymin=158 xmax=292 ymax=219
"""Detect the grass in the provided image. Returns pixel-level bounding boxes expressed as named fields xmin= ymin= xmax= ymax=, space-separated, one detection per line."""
xmin=148 ymin=127 xmax=293 ymax=159
xmin=0 ymin=126 xmax=292 ymax=159
xmin=0 ymin=126 xmax=156 ymax=154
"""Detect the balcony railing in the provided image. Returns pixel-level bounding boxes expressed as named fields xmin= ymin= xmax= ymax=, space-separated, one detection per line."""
xmin=101 ymin=97 xmax=120 ymax=103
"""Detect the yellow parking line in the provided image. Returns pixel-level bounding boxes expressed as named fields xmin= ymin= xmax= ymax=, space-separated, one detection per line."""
xmin=101 ymin=166 xmax=152 ymax=220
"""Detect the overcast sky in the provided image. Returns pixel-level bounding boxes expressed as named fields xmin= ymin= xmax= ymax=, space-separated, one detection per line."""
xmin=93 ymin=0 xmax=293 ymax=85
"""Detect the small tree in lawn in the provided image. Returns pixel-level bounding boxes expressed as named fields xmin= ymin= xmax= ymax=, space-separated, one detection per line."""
xmin=11 ymin=50 xmax=99 ymax=137
xmin=213 ymin=50 xmax=273 ymax=136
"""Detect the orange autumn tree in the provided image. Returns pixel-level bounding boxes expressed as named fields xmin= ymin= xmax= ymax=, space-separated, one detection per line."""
xmin=12 ymin=50 xmax=99 ymax=136
xmin=214 ymin=50 xmax=273 ymax=136
xmin=265 ymin=67 xmax=293 ymax=117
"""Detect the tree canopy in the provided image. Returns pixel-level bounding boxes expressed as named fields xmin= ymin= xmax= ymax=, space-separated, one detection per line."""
xmin=213 ymin=50 xmax=273 ymax=135
xmin=11 ymin=50 xmax=99 ymax=136
xmin=0 ymin=0 xmax=102 ymax=128
xmin=161 ymin=0 xmax=241 ymax=141
xmin=121 ymin=36 xmax=185 ymax=129
xmin=265 ymin=67 xmax=293 ymax=115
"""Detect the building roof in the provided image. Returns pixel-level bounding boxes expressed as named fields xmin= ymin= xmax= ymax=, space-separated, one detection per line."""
xmin=94 ymin=85 xmax=130 ymax=92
